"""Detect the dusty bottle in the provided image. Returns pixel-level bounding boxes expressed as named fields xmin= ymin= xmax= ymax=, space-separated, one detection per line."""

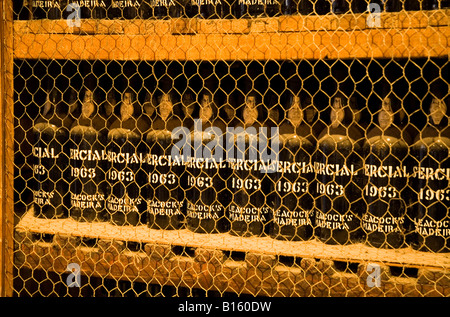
xmin=106 ymin=90 xmax=149 ymax=226
xmin=69 ymin=88 xmax=110 ymax=222
xmin=146 ymin=89 xmax=185 ymax=230
xmin=32 ymin=86 xmax=71 ymax=218
xmin=410 ymin=98 xmax=450 ymax=253
xmin=314 ymin=95 xmax=364 ymax=245
xmin=271 ymin=94 xmax=315 ymax=241
xmin=185 ymin=91 xmax=229 ymax=233
xmin=362 ymin=96 xmax=410 ymax=248
xmin=227 ymin=93 xmax=272 ymax=236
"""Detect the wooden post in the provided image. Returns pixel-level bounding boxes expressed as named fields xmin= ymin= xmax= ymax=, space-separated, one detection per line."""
xmin=0 ymin=0 xmax=15 ymax=297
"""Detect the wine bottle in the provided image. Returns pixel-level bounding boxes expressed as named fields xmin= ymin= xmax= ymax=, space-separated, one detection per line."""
xmin=185 ymin=90 xmax=229 ymax=233
xmin=271 ymin=93 xmax=315 ymax=241
xmin=362 ymin=93 xmax=410 ymax=249
xmin=146 ymin=81 xmax=185 ymax=230
xmin=106 ymin=90 xmax=149 ymax=226
xmin=314 ymin=94 xmax=364 ymax=245
xmin=32 ymin=79 xmax=70 ymax=218
xmin=69 ymin=87 xmax=110 ymax=222
xmin=227 ymin=91 xmax=271 ymax=236
xmin=410 ymin=97 xmax=450 ymax=253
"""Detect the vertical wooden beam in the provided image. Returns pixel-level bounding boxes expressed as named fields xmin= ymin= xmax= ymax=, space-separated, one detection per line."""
xmin=0 ymin=0 xmax=15 ymax=297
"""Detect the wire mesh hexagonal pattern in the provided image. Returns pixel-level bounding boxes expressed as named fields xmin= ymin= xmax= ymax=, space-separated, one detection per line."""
xmin=7 ymin=0 xmax=450 ymax=297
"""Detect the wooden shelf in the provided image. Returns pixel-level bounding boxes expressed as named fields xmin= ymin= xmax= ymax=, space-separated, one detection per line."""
xmin=16 ymin=208 xmax=450 ymax=270
xmin=14 ymin=208 xmax=450 ymax=296
xmin=13 ymin=10 xmax=450 ymax=61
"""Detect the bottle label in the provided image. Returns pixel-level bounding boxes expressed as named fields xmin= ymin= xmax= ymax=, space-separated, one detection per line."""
xmin=30 ymin=0 xmax=61 ymax=8
xmin=238 ymin=0 xmax=277 ymax=4
xmin=186 ymin=157 xmax=226 ymax=224
xmin=314 ymin=139 xmax=364 ymax=243
xmin=71 ymin=193 xmax=105 ymax=209
xmin=68 ymin=0 xmax=107 ymax=8
xmin=111 ymin=0 xmax=140 ymax=8
xmin=150 ymin=0 xmax=176 ymax=6
xmin=273 ymin=209 xmax=312 ymax=227
xmin=315 ymin=210 xmax=354 ymax=230
xmin=33 ymin=146 xmax=59 ymax=159
xmin=147 ymin=135 xmax=184 ymax=228
xmin=314 ymin=162 xmax=359 ymax=176
xmin=186 ymin=201 xmax=221 ymax=220
xmin=363 ymin=164 xmax=408 ymax=201
xmin=191 ymin=0 xmax=221 ymax=5
xmin=33 ymin=190 xmax=54 ymax=206
xmin=148 ymin=199 xmax=183 ymax=217
xmin=229 ymin=159 xmax=269 ymax=226
xmin=32 ymin=146 xmax=61 ymax=201
xmin=107 ymin=195 xmax=142 ymax=213
xmin=106 ymin=134 xmax=146 ymax=223
xmin=414 ymin=217 xmax=450 ymax=238
xmin=412 ymin=166 xmax=450 ymax=181
xmin=228 ymin=204 xmax=270 ymax=223
xmin=272 ymin=138 xmax=314 ymax=239
xmin=411 ymin=138 xmax=450 ymax=251
xmin=69 ymin=141 xmax=107 ymax=214
xmin=362 ymin=214 xmax=404 ymax=234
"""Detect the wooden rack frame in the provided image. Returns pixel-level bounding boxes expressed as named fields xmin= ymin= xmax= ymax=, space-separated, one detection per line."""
xmin=14 ymin=208 xmax=450 ymax=296
xmin=13 ymin=10 xmax=449 ymax=61
xmin=2 ymin=4 xmax=450 ymax=296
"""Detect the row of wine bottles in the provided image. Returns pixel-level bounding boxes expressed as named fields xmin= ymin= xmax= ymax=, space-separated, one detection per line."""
xmin=26 ymin=62 xmax=449 ymax=253
xmin=14 ymin=0 xmax=448 ymax=20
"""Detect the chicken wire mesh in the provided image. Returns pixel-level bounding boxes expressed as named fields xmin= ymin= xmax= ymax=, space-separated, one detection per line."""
xmin=7 ymin=0 xmax=450 ymax=298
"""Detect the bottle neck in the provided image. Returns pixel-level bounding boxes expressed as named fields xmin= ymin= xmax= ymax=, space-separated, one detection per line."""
xmin=120 ymin=93 xmax=135 ymax=122
xmin=199 ymin=94 xmax=214 ymax=123
xmin=81 ymin=91 xmax=95 ymax=119
xmin=182 ymin=93 xmax=195 ymax=120
xmin=378 ymin=97 xmax=394 ymax=130
xmin=287 ymin=95 xmax=303 ymax=128
xmin=429 ymin=98 xmax=447 ymax=127
xmin=243 ymin=95 xmax=258 ymax=126
xmin=158 ymin=93 xmax=173 ymax=122
xmin=330 ymin=97 xmax=345 ymax=128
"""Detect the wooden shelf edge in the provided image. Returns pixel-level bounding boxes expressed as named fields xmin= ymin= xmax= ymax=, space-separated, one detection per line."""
xmin=14 ymin=227 xmax=450 ymax=296
xmin=13 ymin=10 xmax=450 ymax=36
xmin=12 ymin=27 xmax=450 ymax=61
xmin=12 ymin=10 xmax=450 ymax=60
xmin=15 ymin=208 xmax=450 ymax=270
